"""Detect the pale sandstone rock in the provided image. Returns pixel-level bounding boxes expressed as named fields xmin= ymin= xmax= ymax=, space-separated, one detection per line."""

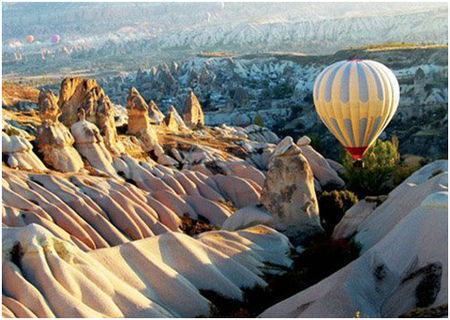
xmin=326 ymin=158 xmax=345 ymax=175
xmin=58 ymin=77 xmax=123 ymax=156
xmin=126 ymin=88 xmax=162 ymax=151
xmin=35 ymin=90 xmax=83 ymax=172
xmin=2 ymin=166 xmax=192 ymax=248
xmin=148 ymin=99 xmax=165 ymax=124
xmin=222 ymin=205 xmax=273 ymax=231
xmin=260 ymin=191 xmax=448 ymax=318
xmin=165 ymin=105 xmax=189 ymax=132
xmin=261 ymin=137 xmax=322 ymax=241
xmin=183 ymin=195 xmax=232 ymax=226
xmin=2 ymin=133 xmax=47 ymax=171
xmin=296 ymin=135 xmax=345 ymax=189
xmin=71 ymin=109 xmax=118 ymax=178
xmin=182 ymin=91 xmax=204 ymax=128
xmin=355 ymin=160 xmax=448 ymax=251
xmin=209 ymin=174 xmax=260 ymax=209
xmin=2 ymin=224 xmax=291 ymax=317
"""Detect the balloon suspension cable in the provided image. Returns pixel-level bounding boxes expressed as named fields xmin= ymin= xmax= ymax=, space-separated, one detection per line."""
xmin=353 ymin=159 xmax=364 ymax=168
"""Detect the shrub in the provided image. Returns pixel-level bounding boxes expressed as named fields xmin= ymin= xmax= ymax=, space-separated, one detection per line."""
xmin=341 ymin=138 xmax=400 ymax=197
xmin=253 ymin=113 xmax=265 ymax=127
xmin=393 ymin=162 xmax=422 ymax=186
xmin=180 ymin=214 xmax=217 ymax=236
xmin=272 ymin=82 xmax=293 ymax=99
xmin=318 ymin=190 xmax=358 ymax=234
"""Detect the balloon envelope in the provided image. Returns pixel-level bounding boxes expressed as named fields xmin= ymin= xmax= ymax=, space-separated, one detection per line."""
xmin=313 ymin=59 xmax=399 ymax=160
xmin=26 ymin=35 xmax=34 ymax=43
xmin=50 ymin=34 xmax=61 ymax=43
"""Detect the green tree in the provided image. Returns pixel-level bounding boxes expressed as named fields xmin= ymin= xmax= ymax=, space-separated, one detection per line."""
xmin=318 ymin=190 xmax=358 ymax=235
xmin=341 ymin=138 xmax=400 ymax=197
xmin=253 ymin=113 xmax=265 ymax=127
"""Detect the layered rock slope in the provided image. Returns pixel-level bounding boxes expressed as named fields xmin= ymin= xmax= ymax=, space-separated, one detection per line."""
xmin=260 ymin=161 xmax=448 ymax=317
xmin=2 ymin=224 xmax=292 ymax=317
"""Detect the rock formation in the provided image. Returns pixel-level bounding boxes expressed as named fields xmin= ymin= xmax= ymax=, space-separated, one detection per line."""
xmin=297 ymin=135 xmax=345 ymax=189
xmin=164 ymin=105 xmax=189 ymax=132
xmin=71 ymin=109 xmax=119 ymax=178
xmin=35 ymin=90 xmax=84 ymax=172
xmin=336 ymin=160 xmax=448 ymax=251
xmin=260 ymin=161 xmax=448 ymax=317
xmin=260 ymin=136 xmax=322 ymax=241
xmin=126 ymin=87 xmax=167 ymax=162
xmin=2 ymin=133 xmax=47 ymax=171
xmin=2 ymin=224 xmax=291 ymax=317
xmin=58 ymin=77 xmax=123 ymax=156
xmin=148 ymin=99 xmax=165 ymax=124
xmin=126 ymin=87 xmax=152 ymax=135
xmin=183 ymin=91 xmax=204 ymax=128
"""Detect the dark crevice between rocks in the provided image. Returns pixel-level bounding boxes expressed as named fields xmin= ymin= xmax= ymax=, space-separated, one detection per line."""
xmin=199 ymin=234 xmax=361 ymax=317
xmin=10 ymin=241 xmax=24 ymax=271
xmin=204 ymin=161 xmax=227 ymax=175
xmin=180 ymin=213 xmax=219 ymax=237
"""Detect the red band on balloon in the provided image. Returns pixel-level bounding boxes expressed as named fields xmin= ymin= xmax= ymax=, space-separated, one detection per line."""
xmin=345 ymin=146 xmax=368 ymax=160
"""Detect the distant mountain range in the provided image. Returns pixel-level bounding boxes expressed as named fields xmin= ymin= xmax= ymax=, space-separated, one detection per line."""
xmin=3 ymin=3 xmax=448 ymax=55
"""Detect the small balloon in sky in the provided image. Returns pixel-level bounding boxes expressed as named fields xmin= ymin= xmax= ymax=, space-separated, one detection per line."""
xmin=26 ymin=35 xmax=34 ymax=44
xmin=50 ymin=34 xmax=61 ymax=43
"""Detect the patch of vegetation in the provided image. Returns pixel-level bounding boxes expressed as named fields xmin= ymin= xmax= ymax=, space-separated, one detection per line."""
xmin=393 ymin=162 xmax=422 ymax=186
xmin=4 ymin=126 xmax=21 ymax=136
xmin=180 ymin=214 xmax=218 ymax=236
xmin=350 ymin=42 xmax=448 ymax=51
xmin=272 ymin=81 xmax=293 ymax=99
xmin=203 ymin=233 xmax=361 ymax=317
xmin=341 ymin=138 xmax=400 ymax=197
xmin=399 ymin=304 xmax=447 ymax=318
xmin=318 ymin=190 xmax=359 ymax=235
xmin=253 ymin=113 xmax=265 ymax=127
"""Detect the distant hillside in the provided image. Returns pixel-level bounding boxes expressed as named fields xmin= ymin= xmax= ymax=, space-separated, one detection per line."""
xmin=2 ymin=3 xmax=447 ymax=78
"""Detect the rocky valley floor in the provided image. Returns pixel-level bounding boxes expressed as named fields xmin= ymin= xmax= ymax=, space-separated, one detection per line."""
xmin=1 ymin=78 xmax=448 ymax=318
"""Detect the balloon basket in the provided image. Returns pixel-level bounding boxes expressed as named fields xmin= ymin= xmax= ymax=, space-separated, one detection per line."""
xmin=353 ymin=159 xmax=364 ymax=168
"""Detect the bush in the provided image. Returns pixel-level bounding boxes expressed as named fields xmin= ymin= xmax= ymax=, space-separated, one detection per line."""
xmin=393 ymin=162 xmax=422 ymax=186
xmin=253 ymin=113 xmax=265 ymax=127
xmin=341 ymin=138 xmax=400 ymax=197
xmin=318 ymin=190 xmax=358 ymax=234
xmin=272 ymin=82 xmax=293 ymax=99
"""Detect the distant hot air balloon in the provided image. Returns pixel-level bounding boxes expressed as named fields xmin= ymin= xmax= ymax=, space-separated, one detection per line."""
xmin=313 ymin=59 xmax=399 ymax=166
xmin=26 ymin=35 xmax=34 ymax=44
xmin=50 ymin=34 xmax=61 ymax=43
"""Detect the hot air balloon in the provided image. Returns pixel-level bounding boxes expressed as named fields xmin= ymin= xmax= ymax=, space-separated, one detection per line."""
xmin=26 ymin=35 xmax=34 ymax=44
xmin=50 ymin=34 xmax=61 ymax=43
xmin=313 ymin=59 xmax=399 ymax=167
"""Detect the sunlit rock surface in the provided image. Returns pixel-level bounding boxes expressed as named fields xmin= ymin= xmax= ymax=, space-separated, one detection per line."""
xmin=260 ymin=161 xmax=448 ymax=318
xmin=36 ymin=90 xmax=84 ymax=173
xmin=2 ymin=133 xmax=47 ymax=171
xmin=2 ymin=224 xmax=292 ymax=317
xmin=261 ymin=137 xmax=322 ymax=241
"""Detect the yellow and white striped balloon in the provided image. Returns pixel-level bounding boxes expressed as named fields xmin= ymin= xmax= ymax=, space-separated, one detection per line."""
xmin=313 ymin=59 xmax=399 ymax=159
